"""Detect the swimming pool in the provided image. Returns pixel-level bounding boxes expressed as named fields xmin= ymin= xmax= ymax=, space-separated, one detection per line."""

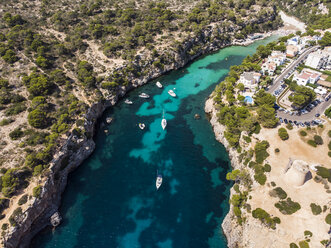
xmin=244 ymin=96 xmax=253 ymax=104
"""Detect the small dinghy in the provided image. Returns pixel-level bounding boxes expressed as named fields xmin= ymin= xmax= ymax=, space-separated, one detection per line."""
xmin=156 ymin=81 xmax=163 ymax=88
xmin=124 ymin=99 xmax=133 ymax=104
xmin=156 ymin=170 xmax=163 ymax=190
xmin=161 ymin=110 xmax=167 ymax=130
xmin=139 ymin=123 xmax=145 ymax=130
xmin=139 ymin=93 xmax=150 ymax=98
xmin=168 ymin=89 xmax=176 ymax=98
xmin=106 ymin=117 xmax=113 ymax=124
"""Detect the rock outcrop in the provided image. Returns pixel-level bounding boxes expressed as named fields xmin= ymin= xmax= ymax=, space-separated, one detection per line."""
xmin=205 ymin=98 xmax=244 ymax=247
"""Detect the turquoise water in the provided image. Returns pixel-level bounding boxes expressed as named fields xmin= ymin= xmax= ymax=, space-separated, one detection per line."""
xmin=32 ymin=36 xmax=277 ymax=248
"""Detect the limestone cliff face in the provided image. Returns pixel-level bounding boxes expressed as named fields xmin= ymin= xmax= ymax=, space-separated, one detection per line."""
xmin=205 ymin=98 xmax=244 ymax=247
xmin=4 ymin=12 xmax=280 ymax=248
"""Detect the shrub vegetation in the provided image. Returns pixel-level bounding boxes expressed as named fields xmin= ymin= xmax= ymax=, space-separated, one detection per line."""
xmin=278 ymin=128 xmax=289 ymax=140
xmin=252 ymin=208 xmax=280 ymax=229
xmin=275 ymin=198 xmax=301 ymax=215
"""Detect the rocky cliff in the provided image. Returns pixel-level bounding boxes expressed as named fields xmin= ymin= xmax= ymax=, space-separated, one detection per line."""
xmin=3 ymin=12 xmax=280 ymax=247
xmin=205 ymin=98 xmax=244 ymax=247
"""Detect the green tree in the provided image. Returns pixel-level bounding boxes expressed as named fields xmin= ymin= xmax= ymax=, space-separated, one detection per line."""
xmin=2 ymin=49 xmax=19 ymax=64
xmin=318 ymin=31 xmax=331 ymax=47
xmin=254 ymin=89 xmax=275 ymax=107
xmin=36 ymin=56 xmax=50 ymax=68
xmin=325 ymin=106 xmax=331 ymax=119
xmin=278 ymin=128 xmax=289 ymax=140
xmin=33 ymin=185 xmax=42 ymax=198
xmin=257 ymin=105 xmax=278 ymax=128
xmin=28 ymin=109 xmax=48 ymax=128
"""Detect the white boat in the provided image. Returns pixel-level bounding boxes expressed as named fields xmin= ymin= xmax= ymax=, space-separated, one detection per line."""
xmin=156 ymin=81 xmax=163 ymax=88
xmin=139 ymin=93 xmax=150 ymax=98
xmin=106 ymin=117 xmax=113 ymax=124
xmin=156 ymin=171 xmax=162 ymax=190
xmin=161 ymin=110 xmax=167 ymax=130
xmin=124 ymin=99 xmax=133 ymax=104
xmin=168 ymin=89 xmax=176 ymax=97
xmin=139 ymin=123 xmax=145 ymax=130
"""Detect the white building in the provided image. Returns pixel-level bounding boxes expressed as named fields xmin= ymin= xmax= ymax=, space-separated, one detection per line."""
xmin=287 ymin=36 xmax=300 ymax=46
xmin=293 ymin=68 xmax=322 ymax=86
xmin=323 ymin=46 xmax=331 ymax=70
xmin=269 ymin=51 xmax=286 ymax=66
xmin=286 ymin=45 xmax=299 ymax=57
xmin=239 ymin=72 xmax=261 ymax=92
xmin=261 ymin=61 xmax=276 ymax=76
xmin=305 ymin=50 xmax=328 ymax=69
xmin=314 ymin=86 xmax=327 ymax=95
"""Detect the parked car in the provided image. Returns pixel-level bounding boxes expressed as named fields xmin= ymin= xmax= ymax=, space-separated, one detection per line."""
xmin=315 ymin=113 xmax=320 ymax=117
xmin=284 ymin=119 xmax=288 ymax=124
xmin=299 ymin=122 xmax=305 ymax=127
xmin=279 ymin=117 xmax=283 ymax=123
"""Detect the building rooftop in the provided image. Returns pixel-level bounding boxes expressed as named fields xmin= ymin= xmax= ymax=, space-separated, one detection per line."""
xmin=241 ymin=72 xmax=260 ymax=81
xmin=296 ymin=68 xmax=322 ymax=80
xmin=286 ymin=45 xmax=299 ymax=52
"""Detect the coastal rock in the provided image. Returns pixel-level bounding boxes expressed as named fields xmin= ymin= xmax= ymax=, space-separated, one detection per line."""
xmin=205 ymin=98 xmax=244 ymax=248
xmin=50 ymin=212 xmax=61 ymax=227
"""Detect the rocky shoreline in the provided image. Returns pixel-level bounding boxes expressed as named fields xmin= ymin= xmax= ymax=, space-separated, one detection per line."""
xmin=3 ymin=14 xmax=281 ymax=247
xmin=205 ymin=98 xmax=244 ymax=247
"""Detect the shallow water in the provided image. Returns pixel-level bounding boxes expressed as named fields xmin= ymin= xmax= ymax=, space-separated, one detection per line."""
xmin=32 ymin=36 xmax=277 ymax=248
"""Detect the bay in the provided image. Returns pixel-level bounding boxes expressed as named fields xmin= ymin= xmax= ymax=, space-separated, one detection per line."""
xmin=32 ymin=36 xmax=277 ymax=248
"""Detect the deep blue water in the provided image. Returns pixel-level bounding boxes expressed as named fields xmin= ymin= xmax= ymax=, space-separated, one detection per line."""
xmin=31 ymin=36 xmax=277 ymax=248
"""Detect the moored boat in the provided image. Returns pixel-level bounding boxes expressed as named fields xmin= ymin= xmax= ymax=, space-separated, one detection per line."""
xmin=156 ymin=171 xmax=162 ymax=190
xmin=139 ymin=93 xmax=150 ymax=98
xmin=139 ymin=123 xmax=145 ymax=130
xmin=156 ymin=81 xmax=163 ymax=88
xmin=124 ymin=99 xmax=133 ymax=104
xmin=161 ymin=110 xmax=167 ymax=130
xmin=168 ymin=89 xmax=176 ymax=97
xmin=106 ymin=117 xmax=113 ymax=124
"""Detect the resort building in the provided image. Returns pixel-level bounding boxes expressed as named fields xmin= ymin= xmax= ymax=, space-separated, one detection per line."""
xmin=305 ymin=50 xmax=329 ymax=69
xmin=300 ymin=36 xmax=314 ymax=47
xmin=261 ymin=61 xmax=277 ymax=75
xmin=293 ymin=68 xmax=322 ymax=86
xmin=239 ymin=72 xmax=261 ymax=92
xmin=286 ymin=45 xmax=299 ymax=57
xmin=314 ymin=86 xmax=328 ymax=95
xmin=268 ymin=51 xmax=286 ymax=66
xmin=287 ymin=36 xmax=300 ymax=46
xmin=323 ymin=46 xmax=331 ymax=70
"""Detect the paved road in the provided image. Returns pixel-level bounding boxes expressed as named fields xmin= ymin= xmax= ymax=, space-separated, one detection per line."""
xmin=267 ymin=46 xmax=319 ymax=94
xmin=276 ymin=97 xmax=331 ymax=123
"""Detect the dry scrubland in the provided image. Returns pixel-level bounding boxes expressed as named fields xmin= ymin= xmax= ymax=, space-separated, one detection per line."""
xmin=244 ymin=121 xmax=331 ymax=248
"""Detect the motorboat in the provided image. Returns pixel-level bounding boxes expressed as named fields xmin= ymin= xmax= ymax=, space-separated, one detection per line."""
xmin=156 ymin=171 xmax=162 ymax=190
xmin=168 ymin=89 xmax=176 ymax=97
xmin=139 ymin=123 xmax=145 ymax=130
xmin=161 ymin=110 xmax=167 ymax=130
xmin=156 ymin=81 xmax=163 ymax=88
xmin=124 ymin=99 xmax=133 ymax=104
xmin=139 ymin=93 xmax=150 ymax=98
